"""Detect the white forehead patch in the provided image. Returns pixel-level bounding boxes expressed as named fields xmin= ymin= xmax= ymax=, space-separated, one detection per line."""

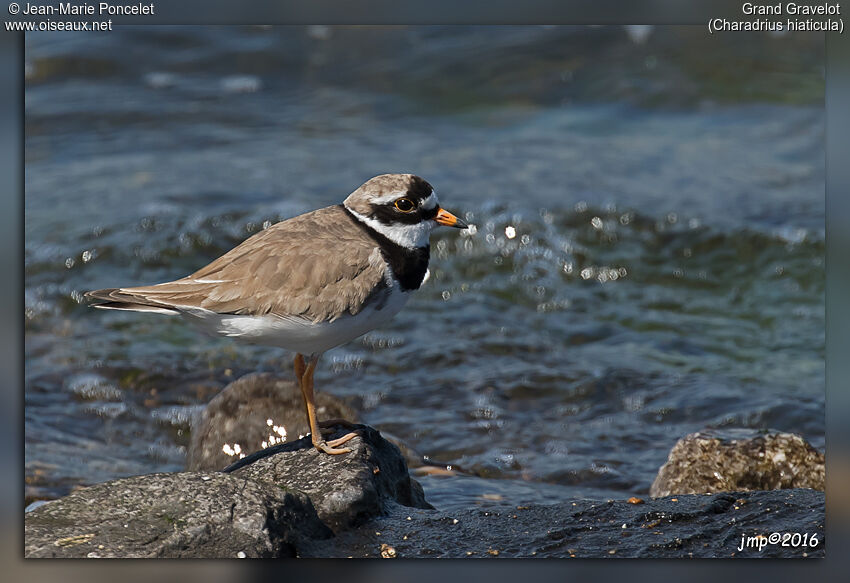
xmin=421 ymin=192 xmax=439 ymax=210
xmin=369 ymin=190 xmax=410 ymax=205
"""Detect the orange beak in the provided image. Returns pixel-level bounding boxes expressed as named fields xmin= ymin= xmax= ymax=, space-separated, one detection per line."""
xmin=434 ymin=207 xmax=468 ymax=229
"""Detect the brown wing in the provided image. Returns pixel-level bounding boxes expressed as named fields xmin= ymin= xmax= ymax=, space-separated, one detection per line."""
xmin=86 ymin=205 xmax=389 ymax=322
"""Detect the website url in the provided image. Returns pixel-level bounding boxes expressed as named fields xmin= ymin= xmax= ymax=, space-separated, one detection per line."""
xmin=5 ymin=19 xmax=112 ymax=31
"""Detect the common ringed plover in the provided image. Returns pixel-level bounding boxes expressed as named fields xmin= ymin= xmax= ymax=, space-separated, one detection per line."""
xmin=86 ymin=174 xmax=467 ymax=454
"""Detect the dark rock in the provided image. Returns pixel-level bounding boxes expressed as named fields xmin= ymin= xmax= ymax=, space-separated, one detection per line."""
xmin=650 ymin=430 xmax=825 ymax=498
xmin=24 ymin=422 xmax=825 ymax=558
xmin=312 ymin=488 xmax=824 ymax=558
xmin=25 ymin=472 xmax=332 ymax=558
xmin=228 ymin=424 xmax=433 ymax=532
xmin=187 ymin=373 xmax=357 ymax=472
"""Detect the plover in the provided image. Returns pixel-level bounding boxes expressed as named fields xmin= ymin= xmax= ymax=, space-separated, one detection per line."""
xmin=86 ymin=174 xmax=467 ymax=454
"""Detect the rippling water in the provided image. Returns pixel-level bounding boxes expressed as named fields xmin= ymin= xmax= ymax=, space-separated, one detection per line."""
xmin=25 ymin=26 xmax=824 ymax=508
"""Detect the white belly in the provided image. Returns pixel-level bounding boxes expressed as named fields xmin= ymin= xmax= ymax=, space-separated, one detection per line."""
xmin=181 ymin=287 xmax=411 ymax=355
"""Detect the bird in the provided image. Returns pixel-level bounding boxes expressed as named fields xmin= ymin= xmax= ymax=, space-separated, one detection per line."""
xmin=86 ymin=174 xmax=468 ymax=455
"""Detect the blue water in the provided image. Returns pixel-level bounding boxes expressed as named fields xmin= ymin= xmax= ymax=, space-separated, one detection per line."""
xmin=25 ymin=26 xmax=824 ymax=508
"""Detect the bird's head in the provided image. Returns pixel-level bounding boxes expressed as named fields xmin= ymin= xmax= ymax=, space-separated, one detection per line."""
xmin=343 ymin=174 xmax=467 ymax=248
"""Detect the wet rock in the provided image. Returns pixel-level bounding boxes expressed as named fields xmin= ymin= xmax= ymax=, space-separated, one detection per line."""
xmin=187 ymin=373 xmax=357 ymax=472
xmin=228 ymin=424 xmax=433 ymax=532
xmin=314 ymin=488 xmax=824 ymax=558
xmin=25 ymin=472 xmax=332 ymax=558
xmin=650 ymin=430 xmax=824 ymax=498
xmin=24 ymin=423 xmax=825 ymax=558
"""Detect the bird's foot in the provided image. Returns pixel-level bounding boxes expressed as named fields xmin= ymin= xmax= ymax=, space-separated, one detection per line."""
xmin=320 ymin=419 xmax=360 ymax=448
xmin=314 ymin=439 xmax=353 ymax=455
xmin=325 ymin=431 xmax=358 ymax=448
xmin=312 ymin=425 xmax=359 ymax=454
xmin=311 ymin=423 xmax=359 ymax=454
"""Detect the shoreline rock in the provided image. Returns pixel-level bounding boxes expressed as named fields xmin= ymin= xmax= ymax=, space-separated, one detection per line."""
xmin=650 ymin=430 xmax=825 ymax=498
xmin=25 ymin=472 xmax=332 ymax=558
xmin=25 ymin=425 xmax=826 ymax=558
xmin=25 ymin=424 xmax=430 ymax=557
xmin=187 ymin=373 xmax=357 ymax=472
xmin=315 ymin=488 xmax=823 ymax=558
xmin=227 ymin=424 xmax=433 ymax=532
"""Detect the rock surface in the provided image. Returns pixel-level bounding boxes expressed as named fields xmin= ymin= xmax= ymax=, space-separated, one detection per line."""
xmin=650 ymin=430 xmax=825 ymax=498
xmin=25 ymin=424 xmax=431 ymax=557
xmin=24 ymin=425 xmax=826 ymax=558
xmin=315 ymin=488 xmax=824 ymax=558
xmin=25 ymin=472 xmax=332 ymax=558
xmin=187 ymin=373 xmax=357 ymax=472
xmin=227 ymin=424 xmax=433 ymax=532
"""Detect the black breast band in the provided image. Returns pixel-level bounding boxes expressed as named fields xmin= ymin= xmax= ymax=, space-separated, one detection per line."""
xmin=340 ymin=205 xmax=430 ymax=291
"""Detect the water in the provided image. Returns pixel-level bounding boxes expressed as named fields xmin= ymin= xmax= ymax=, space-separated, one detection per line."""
xmin=25 ymin=26 xmax=825 ymax=509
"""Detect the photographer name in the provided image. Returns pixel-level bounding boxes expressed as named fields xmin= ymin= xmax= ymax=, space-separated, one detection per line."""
xmin=21 ymin=2 xmax=155 ymax=15
xmin=743 ymin=2 xmax=840 ymax=15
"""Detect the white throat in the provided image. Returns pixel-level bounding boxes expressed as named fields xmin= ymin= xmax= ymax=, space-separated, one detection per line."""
xmin=346 ymin=207 xmax=434 ymax=249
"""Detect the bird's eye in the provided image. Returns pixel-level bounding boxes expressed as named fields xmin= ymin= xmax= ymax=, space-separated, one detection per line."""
xmin=394 ymin=198 xmax=416 ymax=212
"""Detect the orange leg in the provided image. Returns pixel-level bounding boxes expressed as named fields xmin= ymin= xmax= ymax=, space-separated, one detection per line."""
xmin=294 ymin=353 xmax=306 ymax=381
xmin=298 ymin=353 xmax=353 ymax=455
xmin=294 ymin=353 xmax=307 ymax=419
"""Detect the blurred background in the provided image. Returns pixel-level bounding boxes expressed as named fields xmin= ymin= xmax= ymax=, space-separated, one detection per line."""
xmin=24 ymin=25 xmax=824 ymax=510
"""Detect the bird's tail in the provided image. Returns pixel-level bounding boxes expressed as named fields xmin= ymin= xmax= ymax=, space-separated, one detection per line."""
xmin=84 ymin=288 xmax=180 ymax=315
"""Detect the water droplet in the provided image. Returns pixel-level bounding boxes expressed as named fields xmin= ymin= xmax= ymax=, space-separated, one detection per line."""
xmin=441 ymin=290 xmax=451 ymax=301
xmin=505 ymin=226 xmax=516 ymax=239
xmin=591 ymin=217 xmax=603 ymax=229
xmin=64 ymin=257 xmax=75 ymax=269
